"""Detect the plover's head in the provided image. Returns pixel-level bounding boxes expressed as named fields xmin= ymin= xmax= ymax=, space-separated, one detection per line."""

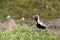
xmin=33 ymin=14 xmax=39 ymax=20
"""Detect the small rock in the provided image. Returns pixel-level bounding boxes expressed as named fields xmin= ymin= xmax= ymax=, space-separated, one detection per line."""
xmin=0 ymin=19 xmax=17 ymax=31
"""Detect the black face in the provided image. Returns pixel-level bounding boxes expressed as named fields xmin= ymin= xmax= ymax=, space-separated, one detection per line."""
xmin=35 ymin=18 xmax=37 ymax=22
xmin=33 ymin=15 xmax=38 ymax=22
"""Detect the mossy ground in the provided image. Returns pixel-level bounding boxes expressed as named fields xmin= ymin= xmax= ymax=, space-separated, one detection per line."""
xmin=0 ymin=26 xmax=59 ymax=40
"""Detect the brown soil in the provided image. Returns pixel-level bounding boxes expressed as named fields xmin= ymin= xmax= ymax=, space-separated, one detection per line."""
xmin=0 ymin=19 xmax=17 ymax=31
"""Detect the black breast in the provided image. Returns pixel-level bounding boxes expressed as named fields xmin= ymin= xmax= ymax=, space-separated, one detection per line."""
xmin=34 ymin=16 xmax=46 ymax=29
xmin=36 ymin=23 xmax=46 ymax=29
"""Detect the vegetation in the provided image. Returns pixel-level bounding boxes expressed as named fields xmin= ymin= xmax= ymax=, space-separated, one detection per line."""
xmin=0 ymin=0 xmax=60 ymax=20
xmin=0 ymin=26 xmax=59 ymax=40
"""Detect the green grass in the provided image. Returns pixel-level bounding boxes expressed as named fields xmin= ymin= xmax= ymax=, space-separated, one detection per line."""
xmin=0 ymin=0 xmax=60 ymax=20
xmin=0 ymin=26 xmax=59 ymax=40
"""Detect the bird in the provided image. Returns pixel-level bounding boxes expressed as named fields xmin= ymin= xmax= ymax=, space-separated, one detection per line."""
xmin=33 ymin=14 xmax=46 ymax=29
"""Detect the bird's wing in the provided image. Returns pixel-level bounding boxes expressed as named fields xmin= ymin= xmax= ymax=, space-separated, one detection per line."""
xmin=38 ymin=21 xmax=47 ymax=27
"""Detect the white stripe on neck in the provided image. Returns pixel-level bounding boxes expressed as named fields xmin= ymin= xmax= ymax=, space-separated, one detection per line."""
xmin=37 ymin=16 xmax=43 ymax=25
xmin=35 ymin=15 xmax=47 ymax=27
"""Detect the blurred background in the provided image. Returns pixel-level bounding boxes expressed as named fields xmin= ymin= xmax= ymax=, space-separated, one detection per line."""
xmin=0 ymin=0 xmax=60 ymax=22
